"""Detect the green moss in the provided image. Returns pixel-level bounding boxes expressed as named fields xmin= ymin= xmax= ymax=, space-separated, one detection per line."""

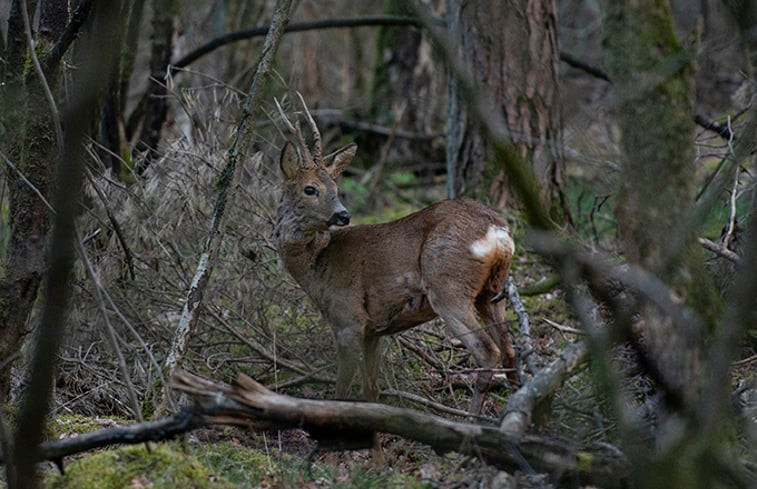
xmin=576 ymin=451 xmax=594 ymax=472
xmin=47 ymin=444 xmax=235 ymax=489
xmin=193 ymin=441 xmax=430 ymax=489
xmin=190 ymin=441 xmax=278 ymax=486
xmin=50 ymin=414 xmax=131 ymax=439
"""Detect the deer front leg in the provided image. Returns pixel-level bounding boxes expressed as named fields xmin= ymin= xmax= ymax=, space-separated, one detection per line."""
xmin=334 ymin=327 xmax=361 ymax=400
xmin=361 ymin=334 xmax=381 ymax=402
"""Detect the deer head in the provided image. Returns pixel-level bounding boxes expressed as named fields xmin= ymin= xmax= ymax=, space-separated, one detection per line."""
xmin=275 ymin=94 xmax=357 ymax=233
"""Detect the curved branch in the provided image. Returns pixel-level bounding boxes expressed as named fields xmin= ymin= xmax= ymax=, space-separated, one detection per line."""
xmin=174 ymin=15 xmax=426 ymax=69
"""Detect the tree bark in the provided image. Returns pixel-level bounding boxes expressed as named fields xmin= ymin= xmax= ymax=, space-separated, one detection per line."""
xmin=134 ymin=0 xmax=177 ymax=173
xmin=99 ymin=1 xmax=133 ymax=175
xmin=601 ymin=2 xmax=731 ymax=488
xmin=0 ymin=0 xmax=62 ymax=401
xmin=446 ymin=0 xmax=569 ymax=224
xmin=367 ymin=0 xmax=445 ymax=173
xmin=8 ymin=3 xmax=124 ymax=486
xmin=602 ymin=0 xmax=719 ymax=401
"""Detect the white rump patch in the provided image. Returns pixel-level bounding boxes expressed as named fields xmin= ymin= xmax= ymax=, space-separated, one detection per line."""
xmin=470 ymin=225 xmax=515 ymax=258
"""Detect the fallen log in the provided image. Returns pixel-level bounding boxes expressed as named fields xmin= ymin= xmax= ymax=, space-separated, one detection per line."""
xmin=174 ymin=371 xmax=631 ymax=488
xmin=0 ymin=370 xmax=630 ymax=488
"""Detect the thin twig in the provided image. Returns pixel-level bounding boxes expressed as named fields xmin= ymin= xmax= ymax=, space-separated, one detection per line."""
xmin=732 ymin=353 xmax=757 ymax=366
xmin=723 ymin=116 xmax=739 ymax=249
xmin=83 ymin=167 xmax=136 ymax=279
xmin=543 ymin=317 xmax=583 ymax=335
xmin=380 ymin=389 xmax=492 ymax=420
xmin=0 ymin=150 xmax=55 ymax=214
xmin=74 ymin=230 xmax=144 ymax=423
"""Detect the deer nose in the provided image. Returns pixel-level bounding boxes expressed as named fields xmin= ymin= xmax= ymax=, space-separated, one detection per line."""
xmin=328 ymin=210 xmax=351 ymax=227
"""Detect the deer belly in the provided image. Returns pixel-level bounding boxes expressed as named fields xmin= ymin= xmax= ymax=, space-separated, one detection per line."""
xmin=373 ymin=294 xmax=436 ymax=335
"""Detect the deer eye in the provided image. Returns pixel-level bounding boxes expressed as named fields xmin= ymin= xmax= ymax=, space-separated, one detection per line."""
xmin=304 ymin=185 xmax=317 ymax=196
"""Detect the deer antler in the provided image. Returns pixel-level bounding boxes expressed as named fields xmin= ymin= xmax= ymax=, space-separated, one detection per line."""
xmin=296 ymin=92 xmax=323 ymax=166
xmin=274 ymin=96 xmax=314 ymax=166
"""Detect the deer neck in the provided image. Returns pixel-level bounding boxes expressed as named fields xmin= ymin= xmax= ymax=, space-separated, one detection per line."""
xmin=274 ymin=213 xmax=331 ymax=283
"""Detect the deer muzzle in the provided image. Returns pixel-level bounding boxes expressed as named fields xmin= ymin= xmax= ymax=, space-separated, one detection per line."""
xmin=328 ymin=210 xmax=351 ymax=227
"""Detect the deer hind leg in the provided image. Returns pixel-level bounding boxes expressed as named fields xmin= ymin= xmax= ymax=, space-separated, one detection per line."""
xmin=430 ymin=297 xmax=502 ymax=414
xmin=475 ymin=295 xmax=516 ymax=381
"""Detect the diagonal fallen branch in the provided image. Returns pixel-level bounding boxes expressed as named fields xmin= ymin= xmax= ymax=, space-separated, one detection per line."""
xmin=500 ymin=341 xmax=589 ymax=436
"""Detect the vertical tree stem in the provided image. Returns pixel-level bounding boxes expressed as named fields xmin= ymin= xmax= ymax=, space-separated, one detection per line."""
xmin=157 ymin=0 xmax=294 ymax=416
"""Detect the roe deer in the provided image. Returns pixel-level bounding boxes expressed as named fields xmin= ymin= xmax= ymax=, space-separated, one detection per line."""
xmin=274 ymin=94 xmax=516 ymax=413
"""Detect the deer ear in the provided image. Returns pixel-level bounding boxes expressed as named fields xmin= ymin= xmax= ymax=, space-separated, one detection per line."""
xmin=279 ymin=142 xmax=300 ymax=179
xmin=324 ymin=143 xmax=357 ymax=177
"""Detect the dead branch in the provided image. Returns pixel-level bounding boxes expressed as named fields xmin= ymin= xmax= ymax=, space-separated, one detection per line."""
xmin=42 ymin=0 xmax=94 ymax=73
xmin=380 ymin=389 xmax=482 ymax=419
xmin=559 ymin=51 xmax=611 ymax=82
xmin=698 ymin=237 xmax=742 ymax=264
xmin=518 ymin=273 xmax=561 ymax=296
xmin=504 ymin=276 xmax=540 ymax=379
xmin=0 ymin=410 xmax=209 ymax=466
xmin=499 ymin=341 xmax=589 ymax=436
xmin=174 ymin=16 xmax=429 ymax=69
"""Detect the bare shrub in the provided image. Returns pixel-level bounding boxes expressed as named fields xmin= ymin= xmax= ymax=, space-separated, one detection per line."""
xmin=62 ymin=87 xmax=331 ymax=416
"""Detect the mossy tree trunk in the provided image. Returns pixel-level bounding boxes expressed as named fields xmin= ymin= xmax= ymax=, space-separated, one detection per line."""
xmin=602 ymin=2 xmax=727 ymax=488
xmin=0 ymin=0 xmax=64 ymax=401
xmin=0 ymin=0 xmax=131 ymax=402
xmin=446 ymin=0 xmax=569 ymax=224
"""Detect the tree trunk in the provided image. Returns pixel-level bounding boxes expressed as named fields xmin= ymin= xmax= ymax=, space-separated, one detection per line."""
xmin=134 ymin=0 xmax=177 ymax=174
xmin=368 ymin=0 xmax=445 ymax=154
xmin=99 ymin=1 xmax=134 ymax=176
xmin=0 ymin=0 xmax=63 ymax=400
xmin=602 ymin=2 xmax=725 ymax=487
xmin=446 ymin=0 xmax=569 ymax=224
